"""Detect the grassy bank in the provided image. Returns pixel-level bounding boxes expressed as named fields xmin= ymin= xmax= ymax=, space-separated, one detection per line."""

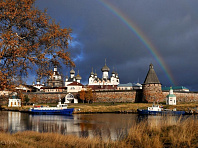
xmin=67 ymin=102 xmax=198 ymax=113
xmin=0 ymin=116 xmax=198 ymax=148
xmin=2 ymin=102 xmax=198 ymax=113
xmin=70 ymin=103 xmax=149 ymax=113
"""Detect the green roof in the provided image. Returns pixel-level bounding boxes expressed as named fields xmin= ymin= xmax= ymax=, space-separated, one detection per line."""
xmin=166 ymin=94 xmax=176 ymax=98
xmin=162 ymin=86 xmax=189 ymax=91
xmin=118 ymin=83 xmax=132 ymax=87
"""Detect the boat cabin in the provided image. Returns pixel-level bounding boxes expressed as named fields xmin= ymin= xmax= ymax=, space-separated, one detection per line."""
xmin=57 ymin=101 xmax=68 ymax=108
xmin=57 ymin=104 xmax=68 ymax=108
xmin=148 ymin=104 xmax=162 ymax=111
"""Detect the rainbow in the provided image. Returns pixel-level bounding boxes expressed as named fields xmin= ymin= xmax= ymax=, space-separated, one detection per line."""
xmin=97 ymin=0 xmax=175 ymax=86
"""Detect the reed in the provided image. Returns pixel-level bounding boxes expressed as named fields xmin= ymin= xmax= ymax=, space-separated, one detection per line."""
xmin=0 ymin=116 xmax=198 ymax=148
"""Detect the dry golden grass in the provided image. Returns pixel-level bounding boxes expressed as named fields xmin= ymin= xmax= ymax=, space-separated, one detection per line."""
xmin=0 ymin=116 xmax=198 ymax=148
xmin=124 ymin=116 xmax=198 ymax=148
xmin=0 ymin=131 xmax=118 ymax=148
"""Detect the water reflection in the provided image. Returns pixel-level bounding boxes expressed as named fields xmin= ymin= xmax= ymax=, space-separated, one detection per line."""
xmin=0 ymin=111 xmax=197 ymax=141
xmin=29 ymin=115 xmax=78 ymax=135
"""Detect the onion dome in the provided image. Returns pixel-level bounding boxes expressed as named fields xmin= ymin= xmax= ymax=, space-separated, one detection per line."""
xmin=95 ymin=70 xmax=97 ymax=76
xmin=76 ymin=74 xmax=82 ymax=80
xmin=90 ymin=67 xmax=94 ymax=75
xmin=36 ymin=78 xmax=41 ymax=84
xmin=101 ymin=59 xmax=110 ymax=72
xmin=76 ymin=70 xmax=82 ymax=80
xmin=112 ymin=68 xmax=116 ymax=74
xmin=115 ymin=72 xmax=119 ymax=78
xmin=70 ymin=69 xmax=75 ymax=74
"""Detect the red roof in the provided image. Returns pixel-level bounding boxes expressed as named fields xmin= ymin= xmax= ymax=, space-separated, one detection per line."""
xmin=40 ymin=87 xmax=67 ymax=89
xmin=88 ymin=85 xmax=117 ymax=90
xmin=67 ymin=81 xmax=84 ymax=86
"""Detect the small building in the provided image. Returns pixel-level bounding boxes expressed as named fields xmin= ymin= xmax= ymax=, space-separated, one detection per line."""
xmin=117 ymin=83 xmax=132 ymax=90
xmin=32 ymin=79 xmax=44 ymax=91
xmin=8 ymin=93 xmax=21 ymax=107
xmin=88 ymin=85 xmax=117 ymax=91
xmin=132 ymin=83 xmax=142 ymax=90
xmin=15 ymin=84 xmax=35 ymax=92
xmin=0 ymin=90 xmax=12 ymax=96
xmin=67 ymin=81 xmax=84 ymax=93
xmin=40 ymin=87 xmax=67 ymax=93
xmin=166 ymin=87 xmax=176 ymax=105
xmin=65 ymin=93 xmax=78 ymax=103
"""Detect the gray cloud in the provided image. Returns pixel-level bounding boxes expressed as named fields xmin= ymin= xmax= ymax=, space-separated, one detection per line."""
xmin=34 ymin=0 xmax=198 ymax=91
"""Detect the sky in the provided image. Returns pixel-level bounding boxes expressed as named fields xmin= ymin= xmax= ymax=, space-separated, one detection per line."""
xmin=29 ymin=0 xmax=198 ymax=91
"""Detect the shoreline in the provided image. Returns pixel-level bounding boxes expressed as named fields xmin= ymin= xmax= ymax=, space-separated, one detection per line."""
xmin=1 ymin=102 xmax=198 ymax=114
xmin=1 ymin=108 xmax=138 ymax=114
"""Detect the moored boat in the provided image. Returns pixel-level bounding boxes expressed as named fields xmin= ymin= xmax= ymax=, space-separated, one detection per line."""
xmin=137 ymin=103 xmax=186 ymax=115
xmin=29 ymin=100 xmax=74 ymax=115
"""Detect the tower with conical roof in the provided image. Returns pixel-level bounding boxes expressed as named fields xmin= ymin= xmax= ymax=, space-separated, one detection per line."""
xmin=142 ymin=63 xmax=163 ymax=102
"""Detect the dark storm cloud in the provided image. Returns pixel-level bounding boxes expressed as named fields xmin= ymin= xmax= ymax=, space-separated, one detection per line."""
xmin=35 ymin=0 xmax=198 ymax=91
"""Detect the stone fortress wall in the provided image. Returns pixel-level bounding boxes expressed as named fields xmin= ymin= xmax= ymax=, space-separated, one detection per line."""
xmin=18 ymin=90 xmax=198 ymax=104
xmin=1 ymin=90 xmax=198 ymax=105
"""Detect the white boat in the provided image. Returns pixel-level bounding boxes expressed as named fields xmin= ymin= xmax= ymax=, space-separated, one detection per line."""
xmin=137 ymin=103 xmax=185 ymax=115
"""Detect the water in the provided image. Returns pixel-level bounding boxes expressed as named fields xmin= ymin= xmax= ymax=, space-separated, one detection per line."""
xmin=0 ymin=111 xmax=196 ymax=140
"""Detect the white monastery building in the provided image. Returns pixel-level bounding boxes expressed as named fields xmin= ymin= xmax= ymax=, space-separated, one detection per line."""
xmin=88 ymin=60 xmax=120 ymax=86
xmin=67 ymin=81 xmax=84 ymax=93
xmin=65 ymin=69 xmax=82 ymax=86
xmin=32 ymin=79 xmax=44 ymax=91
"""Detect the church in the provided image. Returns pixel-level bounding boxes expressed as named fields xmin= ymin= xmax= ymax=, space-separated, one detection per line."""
xmin=65 ymin=69 xmax=82 ymax=86
xmin=46 ymin=66 xmax=63 ymax=87
xmin=88 ymin=60 xmax=120 ymax=90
